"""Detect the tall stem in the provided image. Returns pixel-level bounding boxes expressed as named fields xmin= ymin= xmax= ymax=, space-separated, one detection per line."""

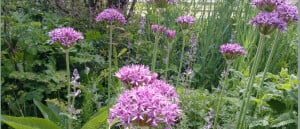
xmin=176 ymin=33 xmax=187 ymax=86
xmin=236 ymin=34 xmax=265 ymax=129
xmin=165 ymin=40 xmax=173 ymax=78
xmin=257 ymin=32 xmax=279 ymax=113
xmin=151 ymin=34 xmax=160 ymax=71
xmin=65 ymin=49 xmax=72 ymax=129
xmin=213 ymin=60 xmax=231 ymax=129
xmin=108 ymin=24 xmax=113 ymax=104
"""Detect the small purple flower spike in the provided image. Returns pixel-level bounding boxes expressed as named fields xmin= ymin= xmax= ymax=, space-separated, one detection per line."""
xmin=151 ymin=24 xmax=165 ymax=33
xmin=95 ymin=8 xmax=127 ymax=24
xmin=49 ymin=27 xmax=83 ymax=48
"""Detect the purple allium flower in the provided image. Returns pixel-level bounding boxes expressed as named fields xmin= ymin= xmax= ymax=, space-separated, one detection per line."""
xmin=220 ymin=43 xmax=247 ymax=60
xmin=276 ymin=3 xmax=298 ymax=23
xmin=95 ymin=8 xmax=127 ymax=24
xmin=115 ymin=64 xmax=158 ymax=88
xmin=149 ymin=80 xmax=179 ymax=102
xmin=248 ymin=12 xmax=287 ymax=35
xmin=165 ymin=29 xmax=176 ymax=39
xmin=109 ymin=86 xmax=181 ymax=127
xmin=48 ymin=27 xmax=83 ymax=48
xmin=252 ymin=0 xmax=286 ymax=12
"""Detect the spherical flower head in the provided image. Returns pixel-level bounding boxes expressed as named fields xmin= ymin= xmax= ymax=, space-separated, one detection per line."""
xmin=248 ymin=12 xmax=287 ymax=35
xmin=109 ymin=86 xmax=181 ymax=127
xmin=151 ymin=24 xmax=165 ymax=33
xmin=149 ymin=80 xmax=179 ymax=103
xmin=276 ymin=3 xmax=298 ymax=23
xmin=252 ymin=0 xmax=286 ymax=12
xmin=48 ymin=27 xmax=83 ymax=48
xmin=176 ymin=15 xmax=195 ymax=29
xmin=115 ymin=64 xmax=158 ymax=89
xmin=165 ymin=29 xmax=176 ymax=39
xmin=95 ymin=8 xmax=127 ymax=25
xmin=220 ymin=43 xmax=247 ymax=60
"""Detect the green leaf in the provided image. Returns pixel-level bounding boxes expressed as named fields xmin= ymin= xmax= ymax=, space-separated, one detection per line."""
xmin=1 ymin=115 xmax=61 ymax=129
xmin=33 ymin=99 xmax=63 ymax=127
xmin=81 ymin=106 xmax=108 ymax=129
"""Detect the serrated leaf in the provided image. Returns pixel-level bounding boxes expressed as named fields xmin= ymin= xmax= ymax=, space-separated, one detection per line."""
xmin=1 ymin=115 xmax=61 ymax=129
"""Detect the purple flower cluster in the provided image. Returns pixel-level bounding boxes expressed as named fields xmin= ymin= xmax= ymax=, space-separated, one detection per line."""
xmin=165 ymin=29 xmax=176 ymax=39
xmin=277 ymin=3 xmax=298 ymax=23
xmin=149 ymin=80 xmax=179 ymax=102
xmin=151 ymin=24 xmax=166 ymax=33
xmin=252 ymin=0 xmax=286 ymax=12
xmin=168 ymin=0 xmax=178 ymax=4
xmin=249 ymin=0 xmax=298 ymax=34
xmin=248 ymin=12 xmax=287 ymax=34
xmin=176 ymin=15 xmax=195 ymax=25
xmin=48 ymin=27 xmax=83 ymax=48
xmin=109 ymin=86 xmax=181 ymax=127
xmin=115 ymin=64 xmax=158 ymax=88
xmin=110 ymin=64 xmax=181 ymax=127
xmin=220 ymin=43 xmax=247 ymax=60
xmin=95 ymin=8 xmax=127 ymax=24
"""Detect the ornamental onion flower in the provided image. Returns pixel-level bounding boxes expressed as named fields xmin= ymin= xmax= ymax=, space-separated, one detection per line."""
xmin=115 ymin=64 xmax=158 ymax=89
xmin=276 ymin=3 xmax=298 ymax=23
xmin=248 ymin=12 xmax=287 ymax=35
xmin=251 ymin=0 xmax=286 ymax=12
xmin=220 ymin=43 xmax=247 ymax=60
xmin=48 ymin=27 xmax=83 ymax=48
xmin=176 ymin=15 xmax=195 ymax=29
xmin=108 ymin=86 xmax=181 ymax=127
xmin=149 ymin=80 xmax=179 ymax=103
xmin=95 ymin=8 xmax=127 ymax=24
xmin=165 ymin=29 xmax=176 ymax=39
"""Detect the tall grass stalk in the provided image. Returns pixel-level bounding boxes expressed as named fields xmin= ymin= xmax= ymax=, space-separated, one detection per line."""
xmin=257 ymin=31 xmax=279 ymax=113
xmin=237 ymin=34 xmax=266 ymax=129
xmin=165 ymin=39 xmax=174 ymax=78
xmin=151 ymin=33 xmax=160 ymax=72
xmin=297 ymin=1 xmax=300 ymax=128
xmin=213 ymin=60 xmax=232 ymax=129
xmin=176 ymin=32 xmax=187 ymax=86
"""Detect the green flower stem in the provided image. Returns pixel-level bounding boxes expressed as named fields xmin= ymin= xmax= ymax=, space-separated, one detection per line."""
xmin=165 ymin=40 xmax=173 ymax=78
xmin=213 ymin=60 xmax=232 ymax=129
xmin=65 ymin=49 xmax=72 ymax=129
xmin=257 ymin=31 xmax=279 ymax=113
xmin=108 ymin=24 xmax=113 ymax=104
xmin=236 ymin=34 xmax=266 ymax=129
xmin=176 ymin=33 xmax=187 ymax=86
xmin=151 ymin=33 xmax=160 ymax=72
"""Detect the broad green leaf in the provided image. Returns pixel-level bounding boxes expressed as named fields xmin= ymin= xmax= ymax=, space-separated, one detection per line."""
xmin=81 ymin=106 xmax=108 ymax=129
xmin=1 ymin=115 xmax=61 ymax=129
xmin=33 ymin=99 xmax=63 ymax=127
